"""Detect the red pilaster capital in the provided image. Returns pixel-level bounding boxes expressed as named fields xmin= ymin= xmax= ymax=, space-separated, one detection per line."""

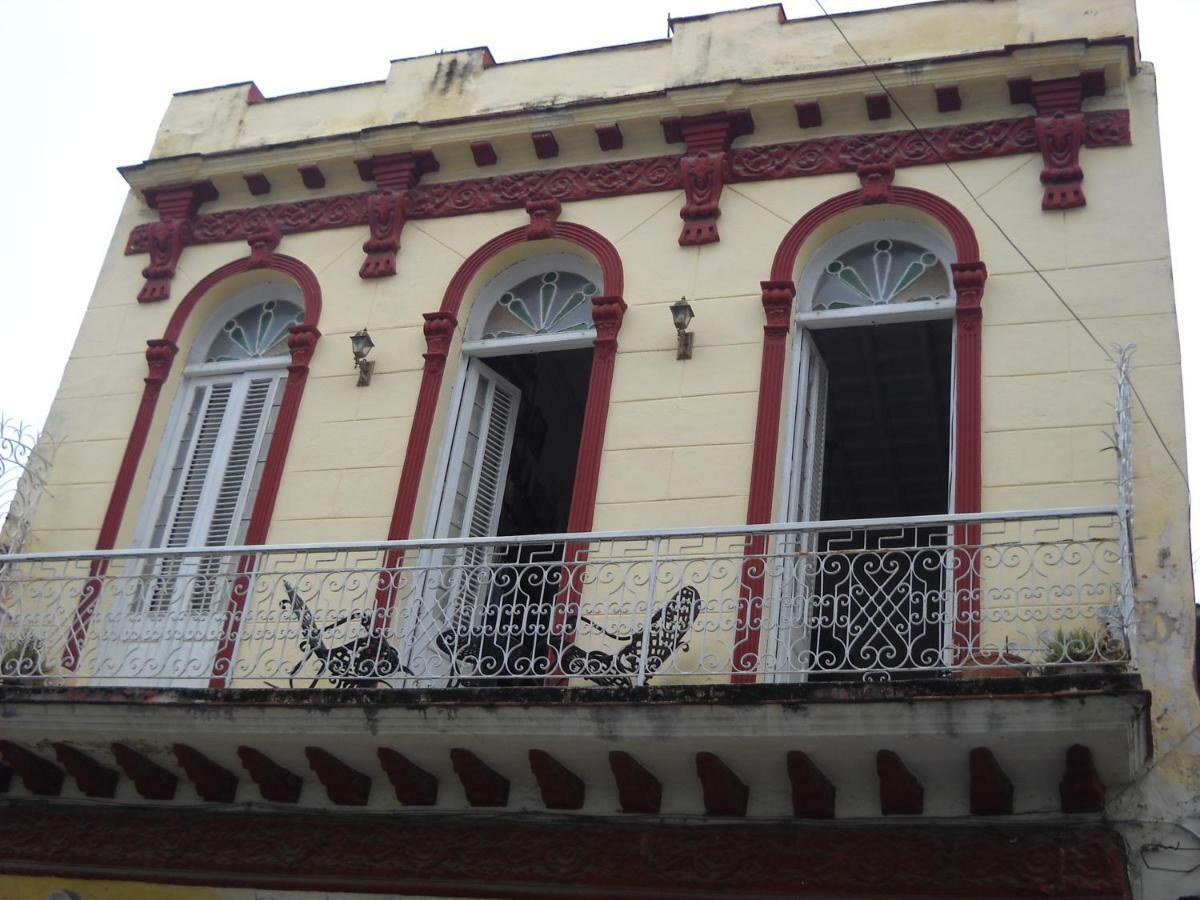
xmin=525 ymin=197 xmax=562 ymax=240
xmin=421 ymin=311 xmax=458 ymax=374
xmin=760 ymin=281 xmax=795 ymax=337
xmin=590 ymin=296 xmax=627 ymax=345
xmin=286 ymin=324 xmax=321 ymax=373
xmin=144 ymin=340 xmax=179 ymax=386
xmin=951 ymin=261 xmax=988 ymax=307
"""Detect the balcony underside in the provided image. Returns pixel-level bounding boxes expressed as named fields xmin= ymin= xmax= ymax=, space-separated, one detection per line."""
xmin=1 ymin=676 xmax=1148 ymax=821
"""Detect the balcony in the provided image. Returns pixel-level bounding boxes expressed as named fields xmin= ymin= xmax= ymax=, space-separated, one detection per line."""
xmin=0 ymin=507 xmax=1147 ymax=825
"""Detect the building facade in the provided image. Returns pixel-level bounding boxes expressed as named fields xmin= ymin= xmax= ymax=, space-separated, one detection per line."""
xmin=2 ymin=1 xmax=1198 ymax=897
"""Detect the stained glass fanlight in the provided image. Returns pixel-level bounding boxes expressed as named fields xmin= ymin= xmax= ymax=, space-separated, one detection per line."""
xmin=812 ymin=239 xmax=950 ymax=311
xmin=204 ymin=299 xmax=304 ymax=363
xmin=481 ymin=271 xmax=598 ymax=340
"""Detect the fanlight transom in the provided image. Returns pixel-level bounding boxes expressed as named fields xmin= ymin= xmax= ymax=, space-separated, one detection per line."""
xmin=204 ymin=299 xmax=304 ymax=363
xmin=481 ymin=271 xmax=598 ymax=341
xmin=812 ymin=239 xmax=950 ymax=311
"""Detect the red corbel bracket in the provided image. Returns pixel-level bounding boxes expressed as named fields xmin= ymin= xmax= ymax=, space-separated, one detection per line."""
xmin=1013 ymin=73 xmax=1106 ymax=210
xmin=662 ymin=110 xmax=754 ymax=246
xmin=355 ymin=151 xmax=439 ymax=278
xmin=137 ymin=180 xmax=218 ymax=303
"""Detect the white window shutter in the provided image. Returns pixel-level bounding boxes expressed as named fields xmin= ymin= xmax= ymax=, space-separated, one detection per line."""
xmin=796 ymin=330 xmax=829 ymax=525
xmin=440 ymin=358 xmax=522 ymax=541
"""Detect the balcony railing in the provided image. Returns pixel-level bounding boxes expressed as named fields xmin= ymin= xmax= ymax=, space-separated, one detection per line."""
xmin=0 ymin=507 xmax=1133 ymax=688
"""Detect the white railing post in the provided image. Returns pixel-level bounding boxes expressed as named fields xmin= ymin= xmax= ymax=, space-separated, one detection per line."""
xmin=634 ymin=535 xmax=661 ymax=687
xmin=1113 ymin=344 xmax=1138 ymax=667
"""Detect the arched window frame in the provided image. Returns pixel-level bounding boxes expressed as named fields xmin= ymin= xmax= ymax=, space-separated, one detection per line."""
xmin=794 ymin=219 xmax=957 ymax=326
xmin=779 ymin=218 xmax=960 ymax=528
xmin=423 ymin=252 xmax=605 ymax=543
xmin=459 ymin=253 xmax=604 ymax=357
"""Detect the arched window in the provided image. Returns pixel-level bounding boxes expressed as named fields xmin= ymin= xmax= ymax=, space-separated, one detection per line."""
xmin=780 ymin=220 xmax=957 ymax=677
xmin=140 ymin=284 xmax=302 ymax=612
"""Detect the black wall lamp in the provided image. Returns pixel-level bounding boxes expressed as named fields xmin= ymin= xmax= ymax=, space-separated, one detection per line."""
xmin=350 ymin=328 xmax=375 ymax=386
xmin=671 ymin=297 xmax=695 ymax=360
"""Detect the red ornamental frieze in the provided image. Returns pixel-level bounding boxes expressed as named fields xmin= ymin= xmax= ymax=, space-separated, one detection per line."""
xmin=0 ymin=805 xmax=1130 ymax=897
xmin=124 ymin=111 xmax=1131 ymax=256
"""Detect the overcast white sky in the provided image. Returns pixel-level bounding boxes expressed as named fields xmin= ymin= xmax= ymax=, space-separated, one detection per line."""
xmin=1 ymin=0 xmax=1197 ymax=538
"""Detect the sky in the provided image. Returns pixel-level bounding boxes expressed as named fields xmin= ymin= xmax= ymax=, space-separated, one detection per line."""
xmin=0 ymin=0 xmax=1197 ymax=540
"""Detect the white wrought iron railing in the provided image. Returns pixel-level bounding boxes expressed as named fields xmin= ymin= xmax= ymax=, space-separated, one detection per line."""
xmin=0 ymin=507 xmax=1134 ymax=688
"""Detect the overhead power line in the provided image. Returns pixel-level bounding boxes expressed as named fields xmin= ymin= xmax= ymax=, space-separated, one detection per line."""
xmin=812 ymin=0 xmax=1191 ymax=491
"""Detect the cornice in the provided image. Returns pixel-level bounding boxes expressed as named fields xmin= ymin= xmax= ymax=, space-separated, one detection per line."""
xmin=119 ymin=42 xmax=1131 ymax=195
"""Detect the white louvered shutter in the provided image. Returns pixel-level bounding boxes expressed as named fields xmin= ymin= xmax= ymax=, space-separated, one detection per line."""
xmin=796 ymin=330 xmax=829 ymax=526
xmin=148 ymin=373 xmax=283 ymax=614
xmin=435 ymin=359 xmax=521 ymax=619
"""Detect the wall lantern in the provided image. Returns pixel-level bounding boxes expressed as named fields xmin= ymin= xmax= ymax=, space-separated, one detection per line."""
xmin=670 ymin=297 xmax=695 ymax=360
xmin=350 ymin=328 xmax=375 ymax=386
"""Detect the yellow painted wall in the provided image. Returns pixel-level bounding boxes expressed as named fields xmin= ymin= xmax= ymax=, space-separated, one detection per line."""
xmin=0 ymin=874 xmax=482 ymax=900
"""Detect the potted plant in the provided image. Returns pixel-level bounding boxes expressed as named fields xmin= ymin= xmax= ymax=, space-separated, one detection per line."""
xmin=1 ymin=632 xmax=49 ymax=684
xmin=1040 ymin=626 xmax=1126 ymax=676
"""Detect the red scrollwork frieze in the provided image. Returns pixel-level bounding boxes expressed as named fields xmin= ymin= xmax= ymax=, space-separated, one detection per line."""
xmin=124 ymin=111 xmax=1131 ymax=257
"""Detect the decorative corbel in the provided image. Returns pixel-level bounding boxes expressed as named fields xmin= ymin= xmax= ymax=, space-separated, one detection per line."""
xmin=137 ymin=180 xmax=218 ymax=303
xmin=525 ymin=197 xmax=561 ymax=240
xmin=246 ymin=224 xmax=282 ymax=269
xmin=857 ymin=162 xmax=895 ymax=205
xmin=355 ymin=151 xmax=439 ymax=279
xmin=662 ymin=110 xmax=754 ymax=246
xmin=286 ymin=325 xmax=321 ymax=376
xmin=1012 ymin=74 xmax=1106 ymax=210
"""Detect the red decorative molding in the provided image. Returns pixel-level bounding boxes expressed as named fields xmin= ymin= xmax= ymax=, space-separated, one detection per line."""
xmin=0 ymin=741 xmax=63 ymax=796
xmin=595 ymin=123 xmax=623 ymax=151
xmin=110 ymin=743 xmax=177 ymax=801
xmin=732 ymin=281 xmax=794 ymax=680
xmin=450 ymin=748 xmax=509 ymax=808
xmin=695 ymin=751 xmax=748 ymax=817
xmin=173 ymin=743 xmax=238 ymax=804
xmin=246 ymin=224 xmax=281 ymax=268
xmin=794 ymin=101 xmax=822 ymax=129
xmin=470 ymin=141 xmax=499 ymax=167
xmin=136 ymin=180 xmax=217 ymax=303
xmin=237 ymin=746 xmax=302 ymax=804
xmin=123 ymin=112 xmax=1130 ymax=257
xmin=377 ymin=748 xmax=438 ymax=806
xmin=1017 ymin=75 xmax=1108 ymax=210
xmin=663 ymin=110 xmax=754 ymax=245
xmin=608 ymin=751 xmax=661 ymax=814
xmin=969 ymin=747 xmax=1013 ymax=815
xmin=305 ymin=747 xmax=371 ymax=807
xmin=355 ymin=151 xmax=439 ymax=278
xmin=0 ymin=806 xmax=1133 ymax=898
xmin=52 ymin=743 xmax=118 ymax=799
xmin=529 ymin=749 xmax=585 ymax=810
xmin=244 ymin=173 xmax=271 ymax=196
xmin=297 ymin=165 xmax=325 ymax=189
xmin=936 ymin=85 xmax=962 ymax=113
xmin=786 ymin=750 xmax=835 ymax=819
xmin=532 ymin=130 xmax=559 ymax=159
xmin=1060 ymin=744 xmax=1105 ymax=813
xmin=866 ymin=92 xmax=892 ymax=120
xmin=525 ymin=197 xmax=561 ymax=240
xmin=857 ymin=162 xmax=895 ymax=205
xmin=877 ymin=750 xmax=924 ymax=815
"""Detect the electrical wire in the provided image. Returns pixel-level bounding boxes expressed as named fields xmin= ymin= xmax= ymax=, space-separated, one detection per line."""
xmin=811 ymin=0 xmax=1191 ymax=491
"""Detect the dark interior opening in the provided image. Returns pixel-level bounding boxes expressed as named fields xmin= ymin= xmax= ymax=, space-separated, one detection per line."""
xmin=807 ymin=319 xmax=954 ymax=676
xmin=450 ymin=347 xmax=592 ymax=684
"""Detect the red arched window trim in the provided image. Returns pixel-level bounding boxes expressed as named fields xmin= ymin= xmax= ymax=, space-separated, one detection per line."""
xmin=62 ymin=253 xmax=323 ymax=676
xmin=732 ymin=184 xmax=987 ymax=681
xmin=374 ymin=221 xmax=626 ymax=629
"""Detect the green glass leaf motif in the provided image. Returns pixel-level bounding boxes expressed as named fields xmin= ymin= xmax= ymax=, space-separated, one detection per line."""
xmin=812 ymin=240 xmax=949 ymax=311
xmin=205 ymin=299 xmax=304 ymax=362
xmin=482 ymin=271 xmax=598 ymax=340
